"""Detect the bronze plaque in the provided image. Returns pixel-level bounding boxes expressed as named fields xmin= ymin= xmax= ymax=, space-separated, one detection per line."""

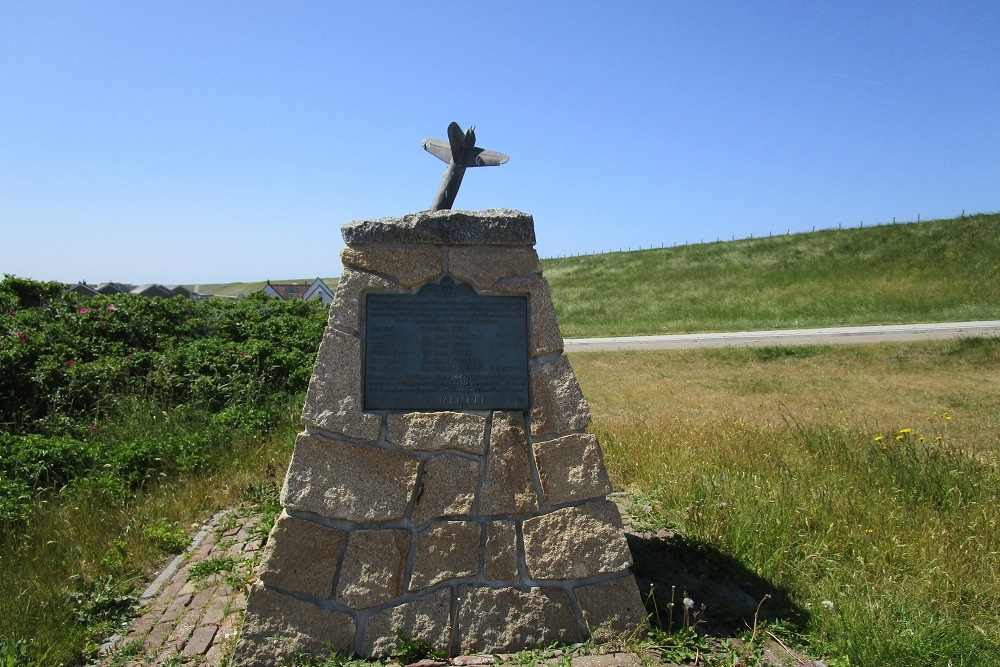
xmin=364 ymin=279 xmax=529 ymax=410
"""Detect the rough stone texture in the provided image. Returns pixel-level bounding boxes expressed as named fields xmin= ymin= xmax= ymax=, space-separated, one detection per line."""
xmin=456 ymin=586 xmax=582 ymax=654
xmin=328 ymin=268 xmax=397 ymax=334
xmin=574 ymin=576 xmax=648 ymax=640
xmin=341 ymin=246 xmax=444 ymax=288
xmin=342 ymin=209 xmax=535 ymax=246
xmin=522 ymin=501 xmax=632 ymax=581
xmin=411 ymin=455 xmax=480 ymax=527
xmin=386 ymin=412 xmax=487 ymax=455
xmin=409 ymin=521 xmax=482 ymax=591
xmin=484 ymin=521 xmax=519 ymax=581
xmin=497 ymin=275 xmax=563 ymax=358
xmin=449 ymin=247 xmax=541 ymax=291
xmin=233 ymin=584 xmax=355 ymax=667
xmin=530 ymin=356 xmax=591 ymax=438
xmin=532 ymin=433 xmax=613 ymax=507
xmin=281 ymin=433 xmax=420 ymax=523
xmin=237 ymin=209 xmax=645 ymax=661
xmin=258 ymin=512 xmax=345 ymax=600
xmin=362 ymin=589 xmax=454 ymax=657
xmin=480 ymin=412 xmax=539 ymax=515
xmin=301 ymin=329 xmax=382 ymax=441
xmin=337 ymin=529 xmax=411 ymax=610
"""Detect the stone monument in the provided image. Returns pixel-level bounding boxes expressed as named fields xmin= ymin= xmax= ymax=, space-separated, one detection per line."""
xmin=233 ymin=128 xmax=645 ymax=666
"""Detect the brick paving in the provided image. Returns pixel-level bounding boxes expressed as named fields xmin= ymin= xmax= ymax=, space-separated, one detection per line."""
xmin=99 ymin=510 xmax=263 ymax=667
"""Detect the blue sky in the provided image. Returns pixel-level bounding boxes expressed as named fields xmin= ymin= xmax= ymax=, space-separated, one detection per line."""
xmin=2 ymin=1 xmax=998 ymax=285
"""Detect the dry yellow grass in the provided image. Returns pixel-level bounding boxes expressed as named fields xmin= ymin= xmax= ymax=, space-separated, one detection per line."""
xmin=571 ymin=340 xmax=1000 ymax=466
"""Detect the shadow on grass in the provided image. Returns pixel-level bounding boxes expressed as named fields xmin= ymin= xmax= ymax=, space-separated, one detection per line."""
xmin=626 ymin=530 xmax=809 ymax=637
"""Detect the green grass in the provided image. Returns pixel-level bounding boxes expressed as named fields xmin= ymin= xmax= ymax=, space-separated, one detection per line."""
xmin=544 ymin=212 xmax=1000 ymax=338
xmin=572 ymin=338 xmax=1000 ymax=665
xmin=0 ymin=398 xmax=297 ymax=666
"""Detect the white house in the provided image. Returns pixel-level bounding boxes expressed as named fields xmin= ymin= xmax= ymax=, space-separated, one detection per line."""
xmin=261 ymin=278 xmax=335 ymax=305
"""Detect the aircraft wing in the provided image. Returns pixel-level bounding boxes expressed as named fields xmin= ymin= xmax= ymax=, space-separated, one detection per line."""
xmin=422 ymin=138 xmax=510 ymax=167
xmin=469 ymin=147 xmax=510 ymax=167
xmin=421 ymin=138 xmax=453 ymax=163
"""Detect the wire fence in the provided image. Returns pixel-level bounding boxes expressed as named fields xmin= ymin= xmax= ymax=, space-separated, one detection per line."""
xmin=541 ymin=210 xmax=976 ymax=260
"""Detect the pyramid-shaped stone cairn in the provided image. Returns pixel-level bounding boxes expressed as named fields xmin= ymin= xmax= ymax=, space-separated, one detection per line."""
xmin=234 ymin=209 xmax=646 ymax=666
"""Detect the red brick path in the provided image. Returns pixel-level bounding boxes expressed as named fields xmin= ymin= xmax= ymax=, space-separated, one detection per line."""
xmin=100 ymin=510 xmax=264 ymax=667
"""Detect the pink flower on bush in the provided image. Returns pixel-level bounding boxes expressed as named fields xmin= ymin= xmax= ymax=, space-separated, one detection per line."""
xmin=89 ymin=424 xmax=100 ymax=433
xmin=106 ymin=304 xmax=117 ymax=311
xmin=239 ymin=352 xmax=247 ymax=357
xmin=228 ymin=349 xmax=234 ymax=354
xmin=66 ymin=358 xmax=75 ymax=366
xmin=16 ymin=331 xmax=27 ymax=343
xmin=77 ymin=307 xmax=90 ymax=314
xmin=5 ymin=311 xmax=14 ymax=317
xmin=124 ymin=355 xmax=132 ymax=361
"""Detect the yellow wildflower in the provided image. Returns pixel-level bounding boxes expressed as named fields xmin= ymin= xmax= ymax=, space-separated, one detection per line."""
xmin=874 ymin=435 xmax=884 ymax=442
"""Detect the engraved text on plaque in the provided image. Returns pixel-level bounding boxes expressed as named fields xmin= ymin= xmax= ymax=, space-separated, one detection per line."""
xmin=364 ymin=279 xmax=529 ymax=410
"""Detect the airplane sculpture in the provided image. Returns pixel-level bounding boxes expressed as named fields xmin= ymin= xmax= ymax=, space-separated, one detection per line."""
xmin=422 ymin=122 xmax=509 ymax=210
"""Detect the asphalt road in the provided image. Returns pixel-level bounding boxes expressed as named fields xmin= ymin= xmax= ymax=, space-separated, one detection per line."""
xmin=564 ymin=321 xmax=1000 ymax=352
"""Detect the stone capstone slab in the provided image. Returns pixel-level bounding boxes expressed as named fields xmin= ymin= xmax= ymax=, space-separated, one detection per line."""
xmin=336 ymin=529 xmax=411 ymax=610
xmin=341 ymin=246 xmax=444 ymax=288
xmin=532 ymin=433 xmax=613 ymax=507
xmin=411 ymin=454 xmax=480 ymax=527
xmin=342 ymin=209 xmax=535 ymax=246
xmin=328 ymin=268 xmax=397 ymax=334
xmin=497 ymin=275 xmax=563 ymax=358
xmin=362 ymin=588 xmax=454 ymax=657
xmin=449 ymin=247 xmax=542 ymax=291
xmin=530 ymin=356 xmax=591 ymax=438
xmin=233 ymin=584 xmax=355 ymax=667
xmin=480 ymin=412 xmax=540 ymax=515
xmin=574 ymin=576 xmax=649 ymax=640
xmin=456 ymin=586 xmax=582 ymax=654
xmin=258 ymin=512 xmax=345 ymax=600
xmin=281 ymin=433 xmax=420 ymax=523
xmin=484 ymin=520 xmax=519 ymax=581
xmin=522 ymin=501 xmax=632 ymax=581
xmin=301 ymin=330 xmax=382 ymax=441
xmin=409 ymin=521 xmax=482 ymax=591
xmin=386 ymin=412 xmax=487 ymax=455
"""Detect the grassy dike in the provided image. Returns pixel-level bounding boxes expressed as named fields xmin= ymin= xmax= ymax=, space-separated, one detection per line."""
xmin=544 ymin=213 xmax=1000 ymax=338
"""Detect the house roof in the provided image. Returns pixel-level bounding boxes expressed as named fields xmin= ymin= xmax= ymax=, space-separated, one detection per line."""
xmin=263 ymin=278 xmax=333 ymax=302
xmin=165 ymin=285 xmax=191 ymax=297
xmin=131 ymin=284 xmax=176 ymax=298
xmin=95 ymin=282 xmax=134 ymax=294
xmin=66 ymin=282 xmax=99 ymax=296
